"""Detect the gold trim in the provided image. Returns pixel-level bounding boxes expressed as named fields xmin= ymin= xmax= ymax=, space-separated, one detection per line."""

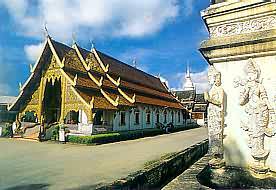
xmin=70 ymin=86 xmax=93 ymax=109
xmin=106 ymin=74 xmax=120 ymax=86
xmin=88 ymin=72 xmax=103 ymax=87
xmin=90 ymin=97 xmax=95 ymax=108
xmin=47 ymin=38 xmax=64 ymax=68
xmin=92 ymin=48 xmax=109 ymax=72
xmin=29 ymin=64 xmax=34 ymax=73
xmin=118 ymin=88 xmax=135 ymax=103
xmin=60 ymin=57 xmax=65 ymax=68
xmin=19 ymin=82 xmax=23 ymax=92
xmin=59 ymin=69 xmax=76 ymax=86
xmin=100 ymin=89 xmax=119 ymax=106
xmin=73 ymin=44 xmax=90 ymax=71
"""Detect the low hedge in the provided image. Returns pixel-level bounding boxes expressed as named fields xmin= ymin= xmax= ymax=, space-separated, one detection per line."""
xmin=67 ymin=125 xmax=200 ymax=145
xmin=68 ymin=133 xmax=121 ymax=144
xmin=67 ymin=128 xmax=164 ymax=145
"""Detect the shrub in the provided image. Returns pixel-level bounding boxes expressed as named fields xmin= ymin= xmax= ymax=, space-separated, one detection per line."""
xmin=67 ymin=126 xmax=199 ymax=145
xmin=68 ymin=128 xmax=164 ymax=145
xmin=1 ymin=123 xmax=12 ymax=137
xmin=68 ymin=133 xmax=121 ymax=144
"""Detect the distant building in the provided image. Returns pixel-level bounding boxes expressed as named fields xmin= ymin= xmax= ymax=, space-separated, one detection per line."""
xmin=173 ymin=66 xmax=207 ymax=126
xmin=0 ymin=96 xmax=17 ymax=123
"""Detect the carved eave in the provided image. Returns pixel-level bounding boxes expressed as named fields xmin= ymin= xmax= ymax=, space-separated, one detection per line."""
xmin=100 ymin=89 xmax=119 ymax=107
xmin=118 ymin=88 xmax=135 ymax=104
xmin=9 ymin=37 xmax=78 ymax=111
xmin=90 ymin=96 xmax=95 ymax=108
xmin=48 ymin=38 xmax=78 ymax=87
xmin=88 ymin=72 xmax=103 ymax=87
xmin=70 ymin=86 xmax=93 ymax=109
xmin=72 ymin=44 xmax=91 ymax=71
xmin=47 ymin=37 xmax=65 ymax=68
xmin=106 ymin=74 xmax=120 ymax=86
xmin=92 ymin=48 xmax=109 ymax=72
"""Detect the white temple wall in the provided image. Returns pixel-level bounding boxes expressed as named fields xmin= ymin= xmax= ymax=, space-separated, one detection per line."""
xmin=111 ymin=106 xmax=186 ymax=132
xmin=214 ymin=55 xmax=276 ymax=169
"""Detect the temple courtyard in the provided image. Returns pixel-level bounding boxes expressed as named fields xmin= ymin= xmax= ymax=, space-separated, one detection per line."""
xmin=0 ymin=127 xmax=207 ymax=190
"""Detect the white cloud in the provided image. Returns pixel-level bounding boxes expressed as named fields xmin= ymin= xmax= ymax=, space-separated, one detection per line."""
xmin=183 ymin=0 xmax=195 ymax=16
xmin=191 ymin=69 xmax=209 ymax=93
xmin=24 ymin=43 xmax=44 ymax=62
xmin=0 ymin=83 xmax=11 ymax=96
xmin=0 ymin=0 xmax=180 ymax=41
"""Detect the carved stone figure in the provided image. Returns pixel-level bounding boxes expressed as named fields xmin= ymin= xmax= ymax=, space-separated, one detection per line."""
xmin=204 ymin=66 xmax=225 ymax=168
xmin=233 ymin=58 xmax=275 ymax=173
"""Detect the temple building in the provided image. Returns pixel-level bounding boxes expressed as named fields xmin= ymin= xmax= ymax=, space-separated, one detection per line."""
xmin=0 ymin=96 xmax=17 ymax=123
xmin=173 ymin=66 xmax=207 ymax=126
xmin=9 ymin=36 xmax=186 ymax=137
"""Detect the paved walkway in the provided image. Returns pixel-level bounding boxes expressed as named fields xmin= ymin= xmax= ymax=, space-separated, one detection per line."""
xmin=0 ymin=127 xmax=207 ymax=190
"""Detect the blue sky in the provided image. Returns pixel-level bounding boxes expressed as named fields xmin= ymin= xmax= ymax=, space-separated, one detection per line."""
xmin=0 ymin=0 xmax=210 ymax=96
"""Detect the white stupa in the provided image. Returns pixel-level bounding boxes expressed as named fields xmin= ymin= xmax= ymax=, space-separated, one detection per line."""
xmin=183 ymin=64 xmax=195 ymax=91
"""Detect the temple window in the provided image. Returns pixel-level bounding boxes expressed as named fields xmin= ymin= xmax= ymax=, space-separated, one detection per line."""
xmin=146 ymin=110 xmax=151 ymax=124
xmin=178 ymin=111 xmax=181 ymax=123
xmin=135 ymin=110 xmax=140 ymax=125
xmin=171 ymin=111 xmax=174 ymax=123
xmin=164 ymin=110 xmax=167 ymax=123
xmin=94 ymin=110 xmax=103 ymax=125
xmin=65 ymin=111 xmax=79 ymax=124
xmin=156 ymin=110 xmax=160 ymax=123
xmin=120 ymin=111 xmax=126 ymax=126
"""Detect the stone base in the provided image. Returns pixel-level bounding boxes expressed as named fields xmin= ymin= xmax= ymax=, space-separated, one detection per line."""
xmin=249 ymin=164 xmax=270 ymax=179
xmin=197 ymin=165 xmax=276 ymax=189
xmin=209 ymin=158 xmax=226 ymax=169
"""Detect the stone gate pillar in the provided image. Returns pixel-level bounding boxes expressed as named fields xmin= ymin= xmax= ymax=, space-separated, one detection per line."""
xmin=200 ymin=1 xmax=276 ymax=174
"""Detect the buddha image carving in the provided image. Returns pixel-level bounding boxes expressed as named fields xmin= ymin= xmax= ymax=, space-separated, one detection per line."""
xmin=204 ymin=66 xmax=225 ymax=168
xmin=234 ymin=58 xmax=276 ymax=171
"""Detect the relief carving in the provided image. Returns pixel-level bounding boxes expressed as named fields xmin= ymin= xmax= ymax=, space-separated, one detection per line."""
xmin=233 ymin=58 xmax=276 ymax=173
xmin=210 ymin=15 xmax=276 ymax=37
xmin=204 ymin=65 xmax=225 ymax=168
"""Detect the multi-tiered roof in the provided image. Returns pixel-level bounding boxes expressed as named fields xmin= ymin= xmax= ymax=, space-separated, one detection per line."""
xmin=9 ymin=37 xmax=183 ymax=111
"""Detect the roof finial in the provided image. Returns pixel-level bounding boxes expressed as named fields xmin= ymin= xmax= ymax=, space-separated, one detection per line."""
xmin=90 ymin=39 xmax=94 ymax=51
xmin=157 ymin=73 xmax=161 ymax=78
xmin=132 ymin=57 xmax=137 ymax=68
xmin=72 ymin=32 xmax=77 ymax=45
xmin=44 ymin=22 xmax=49 ymax=39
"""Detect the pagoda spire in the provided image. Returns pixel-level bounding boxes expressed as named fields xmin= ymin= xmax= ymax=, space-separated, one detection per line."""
xmin=186 ymin=61 xmax=190 ymax=77
xmin=183 ymin=61 xmax=194 ymax=91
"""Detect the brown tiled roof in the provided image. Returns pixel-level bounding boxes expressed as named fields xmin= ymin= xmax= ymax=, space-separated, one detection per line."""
xmin=174 ymin=90 xmax=196 ymax=102
xmin=76 ymin=89 xmax=117 ymax=110
xmin=96 ymin=50 xmax=168 ymax=92
xmin=120 ymin=80 xmax=175 ymax=101
xmin=135 ymin=95 xmax=183 ymax=109
xmin=105 ymin=91 xmax=133 ymax=107
xmin=51 ymin=39 xmax=72 ymax=61
xmin=10 ymin=38 xmax=184 ymax=112
xmin=66 ymin=72 xmax=99 ymax=89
